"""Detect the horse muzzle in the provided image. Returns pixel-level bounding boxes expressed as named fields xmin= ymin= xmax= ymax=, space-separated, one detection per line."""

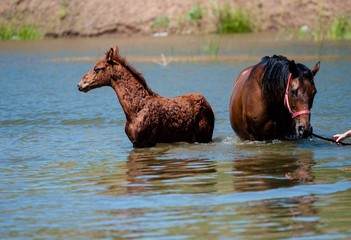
xmin=296 ymin=124 xmax=312 ymax=138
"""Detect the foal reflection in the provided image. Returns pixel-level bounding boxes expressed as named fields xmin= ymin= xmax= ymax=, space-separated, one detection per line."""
xmin=124 ymin=147 xmax=217 ymax=194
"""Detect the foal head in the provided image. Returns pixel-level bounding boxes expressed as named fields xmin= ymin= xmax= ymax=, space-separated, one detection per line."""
xmin=285 ymin=60 xmax=320 ymax=138
xmin=77 ymin=47 xmax=120 ymax=92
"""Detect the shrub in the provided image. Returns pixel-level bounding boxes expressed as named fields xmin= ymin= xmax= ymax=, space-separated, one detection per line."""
xmin=188 ymin=4 xmax=203 ymax=25
xmin=217 ymin=6 xmax=252 ymax=34
xmin=150 ymin=16 xmax=170 ymax=32
xmin=210 ymin=1 xmax=252 ymax=34
xmin=328 ymin=15 xmax=351 ymax=39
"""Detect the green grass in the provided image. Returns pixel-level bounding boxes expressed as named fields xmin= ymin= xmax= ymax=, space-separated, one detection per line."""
xmin=328 ymin=15 xmax=351 ymax=39
xmin=200 ymin=39 xmax=220 ymax=58
xmin=211 ymin=1 xmax=252 ymax=34
xmin=0 ymin=25 xmax=43 ymax=40
xmin=187 ymin=4 xmax=203 ymax=25
xmin=150 ymin=16 xmax=170 ymax=32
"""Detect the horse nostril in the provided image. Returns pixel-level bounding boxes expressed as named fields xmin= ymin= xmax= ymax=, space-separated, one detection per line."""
xmin=298 ymin=125 xmax=311 ymax=138
xmin=298 ymin=126 xmax=305 ymax=136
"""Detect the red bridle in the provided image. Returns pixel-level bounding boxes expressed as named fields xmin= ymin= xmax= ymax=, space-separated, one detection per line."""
xmin=284 ymin=73 xmax=311 ymax=118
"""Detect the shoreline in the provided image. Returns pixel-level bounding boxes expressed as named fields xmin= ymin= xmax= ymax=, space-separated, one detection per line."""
xmin=1 ymin=0 xmax=351 ymax=40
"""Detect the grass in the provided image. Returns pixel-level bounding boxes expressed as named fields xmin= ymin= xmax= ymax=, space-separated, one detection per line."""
xmin=187 ymin=4 xmax=203 ymax=25
xmin=150 ymin=16 xmax=170 ymax=32
xmin=298 ymin=15 xmax=351 ymax=41
xmin=0 ymin=25 xmax=43 ymax=40
xmin=200 ymin=39 xmax=220 ymax=58
xmin=328 ymin=15 xmax=351 ymax=39
xmin=211 ymin=1 xmax=252 ymax=34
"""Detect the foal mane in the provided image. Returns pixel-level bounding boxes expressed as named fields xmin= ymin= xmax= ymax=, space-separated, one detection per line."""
xmin=108 ymin=48 xmax=155 ymax=95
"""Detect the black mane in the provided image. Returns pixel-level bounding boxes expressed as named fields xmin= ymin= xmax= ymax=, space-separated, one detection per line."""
xmin=261 ymin=55 xmax=290 ymax=104
xmin=260 ymin=55 xmax=314 ymax=105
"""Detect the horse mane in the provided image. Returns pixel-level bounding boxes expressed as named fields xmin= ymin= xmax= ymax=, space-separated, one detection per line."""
xmin=107 ymin=48 xmax=156 ymax=96
xmin=261 ymin=55 xmax=314 ymax=105
xmin=261 ymin=55 xmax=291 ymax=104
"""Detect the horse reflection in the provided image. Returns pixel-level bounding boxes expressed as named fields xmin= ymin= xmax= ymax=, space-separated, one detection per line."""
xmin=232 ymin=145 xmax=318 ymax=236
xmin=123 ymin=148 xmax=217 ymax=194
xmin=232 ymin=146 xmax=315 ymax=192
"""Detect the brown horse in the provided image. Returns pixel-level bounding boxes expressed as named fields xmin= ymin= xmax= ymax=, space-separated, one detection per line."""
xmin=229 ymin=55 xmax=320 ymax=141
xmin=77 ymin=46 xmax=215 ymax=148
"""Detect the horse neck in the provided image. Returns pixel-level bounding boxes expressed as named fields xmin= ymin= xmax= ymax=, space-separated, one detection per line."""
xmin=110 ymin=65 xmax=153 ymax=119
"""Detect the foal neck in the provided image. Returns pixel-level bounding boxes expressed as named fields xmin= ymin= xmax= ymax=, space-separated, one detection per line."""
xmin=110 ymin=64 xmax=155 ymax=118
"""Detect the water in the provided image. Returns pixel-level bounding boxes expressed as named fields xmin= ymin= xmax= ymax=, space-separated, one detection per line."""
xmin=1 ymin=34 xmax=351 ymax=239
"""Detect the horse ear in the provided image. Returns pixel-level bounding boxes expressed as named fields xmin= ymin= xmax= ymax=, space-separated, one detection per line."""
xmin=311 ymin=61 xmax=320 ymax=76
xmin=289 ymin=60 xmax=298 ymax=78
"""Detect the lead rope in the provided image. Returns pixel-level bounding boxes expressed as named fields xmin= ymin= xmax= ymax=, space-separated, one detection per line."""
xmin=310 ymin=132 xmax=351 ymax=146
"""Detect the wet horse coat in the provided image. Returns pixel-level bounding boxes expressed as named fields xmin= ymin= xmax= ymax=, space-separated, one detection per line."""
xmin=77 ymin=46 xmax=215 ymax=148
xmin=229 ymin=55 xmax=320 ymax=141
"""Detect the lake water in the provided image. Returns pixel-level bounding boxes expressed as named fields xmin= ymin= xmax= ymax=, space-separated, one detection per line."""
xmin=0 ymin=34 xmax=351 ymax=239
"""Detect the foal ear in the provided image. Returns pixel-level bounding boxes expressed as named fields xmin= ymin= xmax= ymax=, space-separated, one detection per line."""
xmin=311 ymin=61 xmax=320 ymax=76
xmin=106 ymin=47 xmax=118 ymax=65
xmin=289 ymin=60 xmax=298 ymax=78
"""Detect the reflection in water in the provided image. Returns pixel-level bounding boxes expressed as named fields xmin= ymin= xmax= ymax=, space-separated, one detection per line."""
xmin=97 ymin=146 xmax=218 ymax=195
xmin=1 ymin=36 xmax=351 ymax=239
xmin=125 ymin=148 xmax=217 ymax=194
xmin=231 ymin=143 xmax=318 ymax=237
xmin=232 ymin=144 xmax=315 ymax=192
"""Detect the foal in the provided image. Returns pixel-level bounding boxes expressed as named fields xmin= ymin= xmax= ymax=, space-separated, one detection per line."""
xmin=77 ymin=46 xmax=215 ymax=148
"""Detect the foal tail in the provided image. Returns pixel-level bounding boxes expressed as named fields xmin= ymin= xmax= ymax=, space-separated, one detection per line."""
xmin=195 ymin=96 xmax=215 ymax=143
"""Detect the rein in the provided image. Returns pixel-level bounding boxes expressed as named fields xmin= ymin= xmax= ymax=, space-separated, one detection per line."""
xmin=284 ymin=73 xmax=311 ymax=118
xmin=311 ymin=132 xmax=351 ymax=146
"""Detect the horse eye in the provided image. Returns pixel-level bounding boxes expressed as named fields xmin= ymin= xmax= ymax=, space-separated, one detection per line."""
xmin=291 ymin=89 xmax=298 ymax=97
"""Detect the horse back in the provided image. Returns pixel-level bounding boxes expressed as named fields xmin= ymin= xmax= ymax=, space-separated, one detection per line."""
xmin=229 ymin=63 xmax=268 ymax=140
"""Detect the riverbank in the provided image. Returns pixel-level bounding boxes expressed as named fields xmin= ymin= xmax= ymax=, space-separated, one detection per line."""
xmin=0 ymin=0 xmax=351 ymax=39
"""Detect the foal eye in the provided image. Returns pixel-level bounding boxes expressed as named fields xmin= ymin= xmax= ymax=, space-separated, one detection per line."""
xmin=291 ymin=89 xmax=298 ymax=97
xmin=94 ymin=67 xmax=104 ymax=73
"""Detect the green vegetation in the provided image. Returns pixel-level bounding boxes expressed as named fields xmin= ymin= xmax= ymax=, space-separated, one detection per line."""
xmin=328 ymin=15 xmax=351 ymax=39
xmin=0 ymin=24 xmax=43 ymax=40
xmin=217 ymin=7 xmax=252 ymax=34
xmin=300 ymin=15 xmax=351 ymax=41
xmin=211 ymin=1 xmax=252 ymax=34
xmin=155 ymin=2 xmax=253 ymax=35
xmin=150 ymin=16 xmax=170 ymax=32
xmin=200 ymin=39 xmax=220 ymax=58
xmin=187 ymin=4 xmax=203 ymax=25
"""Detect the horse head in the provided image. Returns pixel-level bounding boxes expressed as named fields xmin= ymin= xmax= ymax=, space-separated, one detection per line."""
xmin=77 ymin=47 xmax=120 ymax=92
xmin=286 ymin=60 xmax=320 ymax=138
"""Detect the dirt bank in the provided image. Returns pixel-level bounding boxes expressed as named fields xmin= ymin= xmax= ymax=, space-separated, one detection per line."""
xmin=1 ymin=0 xmax=351 ymax=37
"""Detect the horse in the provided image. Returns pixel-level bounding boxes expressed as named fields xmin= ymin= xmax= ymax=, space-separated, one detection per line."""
xmin=77 ymin=46 xmax=215 ymax=148
xmin=229 ymin=55 xmax=320 ymax=141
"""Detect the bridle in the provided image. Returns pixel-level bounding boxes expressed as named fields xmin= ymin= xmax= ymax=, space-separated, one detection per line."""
xmin=284 ymin=73 xmax=311 ymax=118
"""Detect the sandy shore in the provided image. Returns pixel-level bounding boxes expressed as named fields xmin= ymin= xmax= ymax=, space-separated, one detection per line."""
xmin=0 ymin=0 xmax=350 ymax=37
